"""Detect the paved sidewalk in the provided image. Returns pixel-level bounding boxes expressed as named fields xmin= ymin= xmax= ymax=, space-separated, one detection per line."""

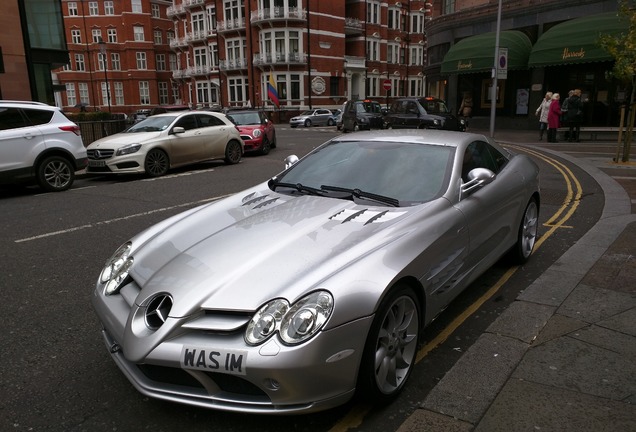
xmin=397 ymin=130 xmax=636 ymax=432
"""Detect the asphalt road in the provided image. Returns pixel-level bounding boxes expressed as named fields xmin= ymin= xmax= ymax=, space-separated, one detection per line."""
xmin=0 ymin=126 xmax=604 ymax=432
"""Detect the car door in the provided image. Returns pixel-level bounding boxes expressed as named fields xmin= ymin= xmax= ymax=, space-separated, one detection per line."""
xmin=404 ymin=100 xmax=421 ymax=128
xmin=388 ymin=100 xmax=408 ymax=128
xmin=194 ymin=113 xmax=231 ymax=158
xmin=0 ymin=107 xmax=44 ymax=174
xmin=168 ymin=114 xmax=205 ymax=165
xmin=453 ymin=141 xmax=525 ymax=272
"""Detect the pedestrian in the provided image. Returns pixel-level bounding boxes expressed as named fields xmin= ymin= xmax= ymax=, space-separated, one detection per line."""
xmin=458 ymin=92 xmax=473 ymax=124
xmin=563 ymin=89 xmax=583 ymax=142
xmin=535 ymin=91 xmax=553 ymax=141
xmin=547 ymin=93 xmax=562 ymax=143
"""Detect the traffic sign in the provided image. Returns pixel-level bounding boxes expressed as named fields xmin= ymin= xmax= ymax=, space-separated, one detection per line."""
xmin=497 ymin=47 xmax=508 ymax=80
xmin=383 ymin=79 xmax=392 ymax=90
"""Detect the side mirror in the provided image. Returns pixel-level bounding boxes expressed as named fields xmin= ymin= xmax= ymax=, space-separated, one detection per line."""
xmin=284 ymin=155 xmax=299 ymax=169
xmin=461 ymin=168 xmax=496 ymax=197
xmin=172 ymin=126 xmax=185 ymax=134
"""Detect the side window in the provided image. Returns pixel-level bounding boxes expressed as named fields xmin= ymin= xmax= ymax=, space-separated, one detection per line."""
xmin=0 ymin=108 xmax=28 ymax=130
xmin=462 ymin=141 xmax=507 ymax=181
xmin=174 ymin=115 xmax=198 ymax=131
xmin=406 ymin=101 xmax=418 ymax=114
xmin=22 ymin=108 xmax=54 ymax=126
xmin=196 ymin=114 xmax=224 ymax=127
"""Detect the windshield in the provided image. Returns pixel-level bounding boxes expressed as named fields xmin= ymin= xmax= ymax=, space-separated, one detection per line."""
xmin=420 ymin=99 xmax=450 ymax=114
xmin=126 ymin=115 xmax=178 ymax=133
xmin=227 ymin=112 xmax=261 ymax=125
xmin=275 ymin=140 xmax=454 ymax=206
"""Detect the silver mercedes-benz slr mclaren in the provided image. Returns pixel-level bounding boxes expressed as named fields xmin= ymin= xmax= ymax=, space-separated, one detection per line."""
xmin=92 ymin=130 xmax=540 ymax=414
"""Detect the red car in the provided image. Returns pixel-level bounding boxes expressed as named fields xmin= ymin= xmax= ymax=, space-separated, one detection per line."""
xmin=226 ymin=110 xmax=277 ymax=155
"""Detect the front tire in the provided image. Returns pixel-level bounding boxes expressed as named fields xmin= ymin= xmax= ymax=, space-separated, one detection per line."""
xmin=259 ymin=137 xmax=271 ymax=155
xmin=304 ymin=119 xmax=312 ymax=128
xmin=328 ymin=118 xmax=335 ymax=126
xmin=144 ymin=149 xmax=169 ymax=177
xmin=224 ymin=140 xmax=242 ymax=164
xmin=37 ymin=155 xmax=74 ymax=192
xmin=358 ymin=284 xmax=420 ymax=403
xmin=509 ymin=197 xmax=539 ymax=264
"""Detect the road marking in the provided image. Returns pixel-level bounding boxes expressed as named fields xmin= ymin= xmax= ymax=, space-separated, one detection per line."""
xmin=330 ymin=145 xmax=584 ymax=432
xmin=14 ymin=194 xmax=232 ymax=243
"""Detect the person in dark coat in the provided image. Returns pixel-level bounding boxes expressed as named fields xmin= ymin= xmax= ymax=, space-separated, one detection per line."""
xmin=547 ymin=93 xmax=562 ymax=143
xmin=563 ymin=89 xmax=583 ymax=142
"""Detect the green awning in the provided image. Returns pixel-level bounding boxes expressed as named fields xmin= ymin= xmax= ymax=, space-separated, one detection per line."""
xmin=441 ymin=31 xmax=532 ymax=75
xmin=528 ymin=12 xmax=629 ymax=67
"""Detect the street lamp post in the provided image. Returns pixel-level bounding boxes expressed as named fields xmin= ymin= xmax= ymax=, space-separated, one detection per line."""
xmin=98 ymin=38 xmax=111 ymax=113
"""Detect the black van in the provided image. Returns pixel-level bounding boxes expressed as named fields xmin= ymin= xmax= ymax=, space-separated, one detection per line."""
xmin=384 ymin=97 xmax=466 ymax=131
xmin=341 ymin=99 xmax=384 ymax=132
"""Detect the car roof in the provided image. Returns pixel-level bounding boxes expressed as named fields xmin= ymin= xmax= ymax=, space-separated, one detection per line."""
xmin=0 ymin=100 xmax=56 ymax=109
xmin=331 ymin=129 xmax=494 ymax=149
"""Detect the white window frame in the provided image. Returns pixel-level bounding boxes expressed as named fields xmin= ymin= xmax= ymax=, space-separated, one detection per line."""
xmin=71 ymin=29 xmax=81 ymax=44
xmin=114 ymin=82 xmax=124 ymax=105
xmin=111 ymin=53 xmax=121 ymax=71
xmin=92 ymin=29 xmax=102 ymax=43
xmin=104 ymin=1 xmax=114 ymax=15
xmin=136 ymin=52 xmax=147 ymax=70
xmin=134 ymin=26 xmax=145 ymax=42
xmin=78 ymin=82 xmax=89 ymax=104
xmin=156 ymin=54 xmax=166 ymax=71
xmin=65 ymin=83 xmax=76 ymax=106
xmin=68 ymin=2 xmax=78 ymax=16
xmin=107 ymin=28 xmax=117 ymax=43
xmin=88 ymin=1 xmax=98 ymax=15
xmin=131 ymin=0 xmax=142 ymax=14
xmin=139 ymin=81 xmax=150 ymax=105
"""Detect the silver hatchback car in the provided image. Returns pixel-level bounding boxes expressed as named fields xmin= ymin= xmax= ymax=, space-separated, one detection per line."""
xmin=289 ymin=108 xmax=335 ymax=128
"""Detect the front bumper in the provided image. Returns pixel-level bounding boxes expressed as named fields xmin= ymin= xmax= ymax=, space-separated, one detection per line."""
xmin=92 ymin=287 xmax=373 ymax=414
xmin=86 ymin=154 xmax=146 ymax=174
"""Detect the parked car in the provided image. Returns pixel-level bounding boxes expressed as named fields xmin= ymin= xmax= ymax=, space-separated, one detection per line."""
xmin=85 ymin=111 xmax=243 ymax=177
xmin=384 ymin=97 xmax=466 ymax=131
xmin=0 ymin=100 xmax=88 ymax=192
xmin=341 ymin=99 xmax=385 ymax=132
xmin=289 ymin=108 xmax=335 ymax=128
xmin=226 ymin=109 xmax=276 ymax=155
xmin=92 ymin=129 xmax=540 ymax=414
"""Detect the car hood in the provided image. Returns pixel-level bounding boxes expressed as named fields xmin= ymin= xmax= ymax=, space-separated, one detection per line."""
xmin=236 ymin=125 xmax=262 ymax=133
xmin=129 ymin=187 xmax=425 ymax=317
xmin=87 ymin=131 xmax=162 ymax=148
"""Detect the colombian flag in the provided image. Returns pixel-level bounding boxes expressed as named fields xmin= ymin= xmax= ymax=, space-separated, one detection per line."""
xmin=267 ymin=74 xmax=280 ymax=108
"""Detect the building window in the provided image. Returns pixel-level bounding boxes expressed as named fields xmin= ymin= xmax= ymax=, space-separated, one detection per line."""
xmin=158 ymin=82 xmax=169 ymax=104
xmin=209 ymin=43 xmax=218 ymax=67
xmin=134 ymin=26 xmax=144 ymax=41
xmin=444 ymin=0 xmax=455 ymax=14
xmin=114 ymin=82 xmax=124 ymax=105
xmin=367 ymin=1 xmax=380 ymax=25
xmin=226 ymin=38 xmax=246 ymax=67
xmin=68 ymin=2 xmax=78 ymax=16
xmin=388 ymin=43 xmax=399 ymax=64
xmin=131 ymin=0 xmax=142 ymax=13
xmin=207 ymin=5 xmax=216 ymax=31
xmin=101 ymin=82 xmax=111 ymax=106
xmin=136 ymin=52 xmax=147 ymax=70
xmin=367 ymin=40 xmax=379 ymax=61
xmin=410 ymin=46 xmax=424 ymax=66
xmin=71 ymin=29 xmax=81 ymax=44
xmin=78 ymin=82 xmax=89 ymax=104
xmin=139 ymin=81 xmax=150 ymax=104
xmin=224 ymin=0 xmax=243 ymax=22
xmin=192 ymin=11 xmax=206 ymax=36
xmin=156 ymin=54 xmax=166 ymax=71
xmin=196 ymin=81 xmax=209 ymax=105
xmin=98 ymin=51 xmax=107 ymax=70
xmin=154 ymin=30 xmax=162 ymax=45
xmin=151 ymin=4 xmax=160 ymax=18
xmin=92 ymin=29 xmax=102 ymax=43
xmin=107 ymin=28 xmax=117 ymax=43
xmin=169 ymin=54 xmax=177 ymax=71
xmin=104 ymin=1 xmax=114 ymax=15
xmin=172 ymin=82 xmax=180 ymax=103
xmin=193 ymin=47 xmax=207 ymax=68
xmin=111 ymin=53 xmax=121 ymax=70
xmin=388 ymin=8 xmax=400 ymax=30
xmin=329 ymin=76 xmax=339 ymax=97
xmin=259 ymin=29 xmax=300 ymax=62
xmin=87 ymin=1 xmax=98 ymax=15
xmin=65 ymin=83 xmax=76 ymax=106
xmin=75 ymin=53 xmax=85 ymax=71
xmin=167 ymin=31 xmax=175 ymax=44
xmin=411 ymin=13 xmax=424 ymax=33
xmin=228 ymin=77 xmax=247 ymax=104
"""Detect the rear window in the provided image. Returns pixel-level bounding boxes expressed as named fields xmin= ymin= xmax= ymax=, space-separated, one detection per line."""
xmin=419 ymin=99 xmax=450 ymax=114
xmin=23 ymin=108 xmax=54 ymax=126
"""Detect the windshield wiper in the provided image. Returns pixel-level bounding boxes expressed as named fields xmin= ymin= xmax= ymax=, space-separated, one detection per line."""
xmin=268 ymin=180 xmax=326 ymax=196
xmin=321 ymin=185 xmax=399 ymax=207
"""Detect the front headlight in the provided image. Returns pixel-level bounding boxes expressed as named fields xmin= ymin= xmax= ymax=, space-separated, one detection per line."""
xmin=99 ymin=242 xmax=133 ymax=295
xmin=116 ymin=144 xmax=142 ymax=156
xmin=245 ymin=291 xmax=334 ymax=346
xmin=253 ymin=129 xmax=262 ymax=137
xmin=433 ymin=119 xmax=441 ymax=126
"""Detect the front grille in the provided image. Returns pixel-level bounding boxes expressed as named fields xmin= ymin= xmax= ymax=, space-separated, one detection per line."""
xmin=87 ymin=149 xmax=114 ymax=159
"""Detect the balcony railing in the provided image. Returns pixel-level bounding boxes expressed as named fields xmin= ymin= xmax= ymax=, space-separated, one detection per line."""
xmin=183 ymin=0 xmax=205 ymax=8
xmin=185 ymin=65 xmax=216 ymax=76
xmin=185 ymin=30 xmax=208 ymax=43
xmin=252 ymin=52 xmax=307 ymax=66
xmin=218 ymin=58 xmax=248 ymax=71
xmin=250 ymin=7 xmax=306 ymax=24
xmin=166 ymin=4 xmax=185 ymax=17
xmin=217 ymin=17 xmax=246 ymax=33
xmin=169 ymin=37 xmax=188 ymax=48
xmin=345 ymin=17 xmax=364 ymax=34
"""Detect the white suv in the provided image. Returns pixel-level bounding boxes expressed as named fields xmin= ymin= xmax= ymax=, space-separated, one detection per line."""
xmin=0 ymin=101 xmax=88 ymax=192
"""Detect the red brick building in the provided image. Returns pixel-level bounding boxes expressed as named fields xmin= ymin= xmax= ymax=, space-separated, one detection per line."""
xmin=55 ymin=0 xmax=176 ymax=113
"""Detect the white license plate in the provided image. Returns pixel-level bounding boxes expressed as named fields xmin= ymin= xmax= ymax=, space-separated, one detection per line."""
xmin=181 ymin=347 xmax=247 ymax=375
xmin=88 ymin=160 xmax=106 ymax=167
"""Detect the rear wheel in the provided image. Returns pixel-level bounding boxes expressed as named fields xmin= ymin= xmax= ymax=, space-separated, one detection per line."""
xmin=358 ymin=284 xmax=420 ymax=403
xmin=144 ymin=149 xmax=169 ymax=177
xmin=37 ymin=155 xmax=74 ymax=192
xmin=509 ymin=197 xmax=539 ymax=264
xmin=224 ymin=140 xmax=243 ymax=164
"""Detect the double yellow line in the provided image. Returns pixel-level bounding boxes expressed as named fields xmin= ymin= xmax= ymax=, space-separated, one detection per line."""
xmin=329 ymin=145 xmax=583 ymax=432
